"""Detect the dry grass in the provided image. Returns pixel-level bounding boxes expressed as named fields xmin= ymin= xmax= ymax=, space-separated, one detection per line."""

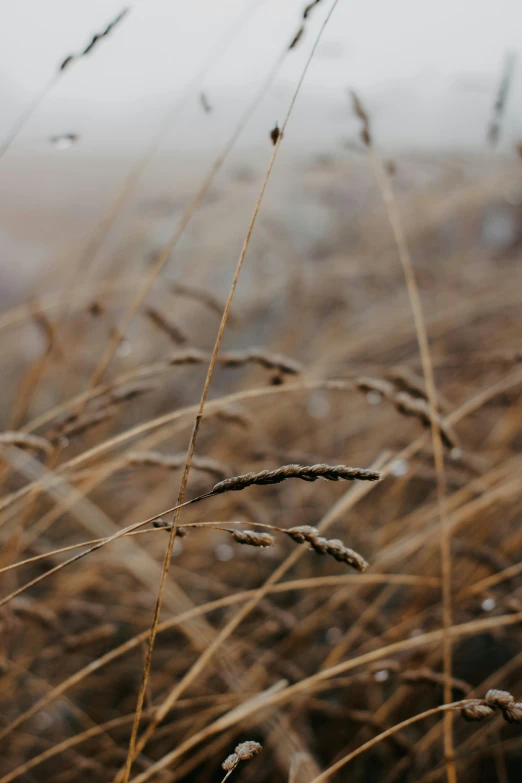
xmin=1 ymin=2 xmax=522 ymax=782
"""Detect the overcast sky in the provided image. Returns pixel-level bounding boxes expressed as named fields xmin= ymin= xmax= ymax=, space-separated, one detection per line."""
xmin=1 ymin=0 xmax=522 ymax=156
xmin=1 ymin=0 xmax=521 ymax=297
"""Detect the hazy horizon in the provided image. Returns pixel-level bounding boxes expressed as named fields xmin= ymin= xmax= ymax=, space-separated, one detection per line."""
xmin=1 ymin=0 xmax=521 ymax=300
xmin=2 ymin=0 xmax=522 ymax=158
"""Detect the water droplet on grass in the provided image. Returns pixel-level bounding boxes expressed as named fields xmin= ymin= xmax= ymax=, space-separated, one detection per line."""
xmin=326 ymin=626 xmax=343 ymax=644
xmin=366 ymin=390 xmax=382 ymax=405
xmin=215 ymin=543 xmax=234 ymax=562
xmin=390 ymin=459 xmax=409 ymax=477
xmin=50 ymin=133 xmax=78 ymax=150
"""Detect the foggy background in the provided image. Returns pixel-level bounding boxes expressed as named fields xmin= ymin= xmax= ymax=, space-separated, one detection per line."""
xmin=1 ymin=0 xmax=521 ymax=299
xmin=3 ymin=0 xmax=522 ymax=155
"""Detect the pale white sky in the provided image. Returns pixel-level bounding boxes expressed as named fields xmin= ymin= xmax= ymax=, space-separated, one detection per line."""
xmin=0 ymin=0 xmax=521 ymax=299
xmin=1 ymin=0 xmax=521 ymax=155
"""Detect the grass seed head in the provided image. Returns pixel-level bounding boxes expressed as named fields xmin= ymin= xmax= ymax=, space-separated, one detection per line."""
xmin=230 ymin=530 xmax=275 ymax=548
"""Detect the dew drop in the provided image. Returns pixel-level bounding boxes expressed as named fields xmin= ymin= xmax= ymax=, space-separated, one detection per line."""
xmin=326 ymin=626 xmax=343 ymax=645
xmin=366 ymin=390 xmax=382 ymax=406
xmin=50 ymin=133 xmax=79 ymax=150
xmin=390 ymin=458 xmax=409 ymax=477
xmin=215 ymin=543 xmax=234 ymax=562
xmin=34 ymin=711 xmax=54 ymax=730
xmin=308 ymin=391 xmax=330 ymax=420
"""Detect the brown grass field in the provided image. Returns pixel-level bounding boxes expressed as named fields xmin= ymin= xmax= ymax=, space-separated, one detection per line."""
xmin=1 ymin=3 xmax=522 ymax=782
